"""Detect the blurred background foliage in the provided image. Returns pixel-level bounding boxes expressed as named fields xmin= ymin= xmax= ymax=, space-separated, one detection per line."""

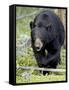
xmin=16 ymin=6 xmax=66 ymax=84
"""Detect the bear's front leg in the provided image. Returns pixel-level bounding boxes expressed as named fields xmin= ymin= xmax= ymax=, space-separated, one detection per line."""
xmin=34 ymin=51 xmax=50 ymax=75
xmin=46 ymin=48 xmax=61 ymax=66
xmin=34 ymin=51 xmax=47 ymax=66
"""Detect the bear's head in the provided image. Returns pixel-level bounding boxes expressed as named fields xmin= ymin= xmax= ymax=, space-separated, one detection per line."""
xmin=30 ymin=13 xmax=56 ymax=52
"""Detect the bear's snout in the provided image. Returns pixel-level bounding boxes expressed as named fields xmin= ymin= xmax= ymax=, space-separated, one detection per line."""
xmin=34 ymin=38 xmax=43 ymax=51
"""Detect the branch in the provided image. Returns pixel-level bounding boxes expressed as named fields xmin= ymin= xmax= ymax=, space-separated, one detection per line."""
xmin=16 ymin=8 xmax=45 ymax=20
xmin=17 ymin=66 xmax=66 ymax=73
xmin=16 ymin=11 xmax=37 ymax=20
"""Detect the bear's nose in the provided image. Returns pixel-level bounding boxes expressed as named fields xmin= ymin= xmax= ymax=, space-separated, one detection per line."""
xmin=34 ymin=38 xmax=43 ymax=51
xmin=35 ymin=45 xmax=41 ymax=51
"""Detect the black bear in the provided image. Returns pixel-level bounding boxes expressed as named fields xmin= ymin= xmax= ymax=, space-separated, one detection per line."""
xmin=30 ymin=10 xmax=65 ymax=75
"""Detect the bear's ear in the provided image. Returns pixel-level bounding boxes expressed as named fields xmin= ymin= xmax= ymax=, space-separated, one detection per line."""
xmin=43 ymin=14 xmax=52 ymax=29
xmin=30 ymin=21 xmax=34 ymax=29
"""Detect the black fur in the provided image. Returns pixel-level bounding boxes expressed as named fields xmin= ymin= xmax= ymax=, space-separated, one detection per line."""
xmin=30 ymin=10 xmax=65 ymax=75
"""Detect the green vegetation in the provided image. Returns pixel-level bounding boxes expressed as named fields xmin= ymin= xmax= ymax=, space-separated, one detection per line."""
xmin=16 ymin=74 xmax=65 ymax=83
xmin=16 ymin=47 xmax=66 ymax=83
xmin=16 ymin=7 xmax=66 ymax=84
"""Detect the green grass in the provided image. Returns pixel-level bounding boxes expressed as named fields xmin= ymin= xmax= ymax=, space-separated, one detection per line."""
xmin=16 ymin=47 xmax=66 ymax=84
xmin=16 ymin=74 xmax=66 ymax=83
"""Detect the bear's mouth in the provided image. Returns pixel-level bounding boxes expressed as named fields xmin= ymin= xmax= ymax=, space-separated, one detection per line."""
xmin=36 ymin=47 xmax=41 ymax=51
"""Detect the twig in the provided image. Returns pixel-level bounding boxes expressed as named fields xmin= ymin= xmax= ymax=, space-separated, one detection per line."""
xmin=17 ymin=66 xmax=66 ymax=73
